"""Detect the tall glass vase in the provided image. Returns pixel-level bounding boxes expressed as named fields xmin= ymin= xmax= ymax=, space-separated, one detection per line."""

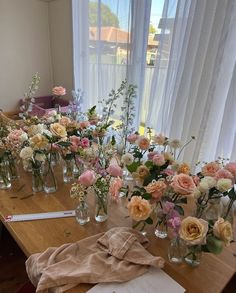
xmin=0 ymin=160 xmax=11 ymax=189
xmin=63 ymin=158 xmax=74 ymax=183
xmin=43 ymin=159 xmax=57 ymax=193
xmin=95 ymin=192 xmax=108 ymax=222
xmin=6 ymin=152 xmax=19 ymax=179
xmin=32 ymin=165 xmax=43 ymax=193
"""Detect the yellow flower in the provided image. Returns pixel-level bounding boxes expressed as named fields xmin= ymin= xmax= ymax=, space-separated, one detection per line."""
xmin=213 ymin=218 xmax=233 ymax=246
xmin=178 ymin=163 xmax=190 ymax=174
xmin=30 ymin=134 xmax=49 ymax=150
xmin=179 ymin=216 xmax=208 ymax=245
xmin=50 ymin=123 xmax=67 ymax=138
xmin=127 ymin=196 xmax=152 ymax=221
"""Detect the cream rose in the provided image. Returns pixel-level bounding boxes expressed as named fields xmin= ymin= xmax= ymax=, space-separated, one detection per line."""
xmin=30 ymin=134 xmax=49 ymax=150
xmin=202 ymin=176 xmax=216 ymax=189
xmin=20 ymin=147 xmax=33 ymax=160
xmin=127 ymin=196 xmax=152 ymax=221
xmin=179 ymin=216 xmax=208 ymax=245
xmin=213 ymin=218 xmax=233 ymax=246
xmin=216 ymin=178 xmax=232 ymax=192
xmin=198 ymin=181 xmax=209 ymax=193
xmin=50 ymin=123 xmax=67 ymax=138
xmin=121 ymin=153 xmax=134 ymax=166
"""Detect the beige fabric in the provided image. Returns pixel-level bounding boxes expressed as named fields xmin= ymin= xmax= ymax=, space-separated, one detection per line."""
xmin=26 ymin=227 xmax=165 ymax=293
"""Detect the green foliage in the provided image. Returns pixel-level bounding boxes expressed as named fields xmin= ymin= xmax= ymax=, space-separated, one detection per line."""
xmin=206 ymin=235 xmax=223 ymax=255
xmin=126 ymin=161 xmax=140 ymax=173
xmin=89 ymin=2 xmax=119 ymax=27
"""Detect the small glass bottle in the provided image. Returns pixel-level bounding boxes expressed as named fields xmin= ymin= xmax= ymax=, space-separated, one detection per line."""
xmin=205 ymin=197 xmax=223 ymax=222
xmin=43 ymin=160 xmax=57 ymax=193
xmin=168 ymin=236 xmax=187 ymax=264
xmin=184 ymin=245 xmax=202 ymax=267
xmin=32 ymin=165 xmax=43 ymax=193
xmin=0 ymin=160 xmax=11 ymax=189
xmin=95 ymin=192 xmax=108 ymax=222
xmin=63 ymin=158 xmax=75 ymax=183
xmin=155 ymin=220 xmax=168 ymax=239
xmin=75 ymin=200 xmax=90 ymax=225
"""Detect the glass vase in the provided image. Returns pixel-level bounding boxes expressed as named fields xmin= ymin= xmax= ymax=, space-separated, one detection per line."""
xmin=43 ymin=160 xmax=57 ymax=193
xmin=32 ymin=165 xmax=43 ymax=193
xmin=73 ymin=157 xmax=84 ymax=179
xmin=155 ymin=221 xmax=168 ymax=239
xmin=6 ymin=152 xmax=19 ymax=179
xmin=75 ymin=200 xmax=90 ymax=225
xmin=222 ymin=198 xmax=234 ymax=226
xmin=168 ymin=236 xmax=187 ymax=264
xmin=49 ymin=152 xmax=60 ymax=166
xmin=184 ymin=245 xmax=202 ymax=266
xmin=95 ymin=192 xmax=108 ymax=222
xmin=205 ymin=197 xmax=223 ymax=222
xmin=0 ymin=161 xmax=11 ymax=189
xmin=63 ymin=158 xmax=74 ymax=183
xmin=132 ymin=220 xmax=147 ymax=236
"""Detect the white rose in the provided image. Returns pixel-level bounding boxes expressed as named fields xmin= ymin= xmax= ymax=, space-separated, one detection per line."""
xmin=43 ymin=130 xmax=53 ymax=138
xmin=198 ymin=181 xmax=209 ymax=193
xmin=19 ymin=133 xmax=28 ymax=142
xmin=202 ymin=176 xmax=216 ymax=188
xmin=20 ymin=147 xmax=33 ymax=160
xmin=216 ymin=178 xmax=232 ymax=192
xmin=121 ymin=153 xmax=134 ymax=166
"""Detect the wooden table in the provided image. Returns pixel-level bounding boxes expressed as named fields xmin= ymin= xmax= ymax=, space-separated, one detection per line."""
xmin=0 ymin=167 xmax=235 ymax=293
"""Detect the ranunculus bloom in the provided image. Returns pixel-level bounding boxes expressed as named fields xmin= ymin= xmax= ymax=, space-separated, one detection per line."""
xmin=178 ymin=163 xmax=190 ymax=174
xmin=127 ymin=196 xmax=152 ymax=221
xmin=213 ymin=218 xmax=233 ymax=246
xmin=30 ymin=134 xmax=49 ymax=150
xmin=59 ymin=117 xmax=71 ymax=126
xmin=145 ymin=180 xmax=167 ymax=201
xmin=80 ymin=137 xmax=90 ymax=148
xmin=107 ymin=164 xmax=122 ymax=177
xmin=152 ymin=154 xmax=165 ymax=166
xmin=127 ymin=133 xmax=139 ymax=144
xmin=202 ymin=162 xmax=220 ymax=177
xmin=137 ymin=136 xmax=150 ymax=150
xmin=121 ymin=153 xmax=134 ymax=166
xmin=216 ymin=178 xmax=232 ymax=192
xmin=109 ymin=177 xmax=123 ymax=198
xmin=152 ymin=133 xmax=166 ymax=145
xmin=215 ymin=168 xmax=234 ymax=183
xmin=171 ymin=174 xmax=196 ymax=195
xmin=179 ymin=216 xmax=208 ymax=245
xmin=50 ymin=123 xmax=67 ymax=138
xmin=225 ymin=162 xmax=236 ymax=177
xmin=79 ymin=170 xmax=96 ymax=186
xmin=52 ymin=86 xmax=66 ymax=96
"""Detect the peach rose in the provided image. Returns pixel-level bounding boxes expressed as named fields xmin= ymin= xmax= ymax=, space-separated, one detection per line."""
xmin=127 ymin=196 xmax=152 ymax=221
xmin=109 ymin=177 xmax=123 ymax=198
xmin=79 ymin=121 xmax=90 ymax=129
xmin=137 ymin=136 xmax=150 ymax=150
xmin=145 ymin=180 xmax=167 ymax=201
xmin=50 ymin=123 xmax=67 ymax=138
xmin=171 ymin=174 xmax=196 ymax=195
xmin=70 ymin=135 xmax=80 ymax=146
xmin=152 ymin=154 xmax=165 ymax=166
xmin=107 ymin=164 xmax=123 ymax=177
xmin=52 ymin=86 xmax=66 ymax=96
xmin=213 ymin=218 xmax=233 ymax=246
xmin=179 ymin=216 xmax=208 ymax=245
xmin=30 ymin=134 xmax=49 ymax=150
xmin=202 ymin=162 xmax=220 ymax=177
xmin=136 ymin=165 xmax=150 ymax=179
xmin=215 ymin=168 xmax=234 ymax=183
xmin=59 ymin=117 xmax=71 ymax=127
xmin=225 ymin=162 xmax=236 ymax=177
xmin=79 ymin=170 xmax=96 ymax=186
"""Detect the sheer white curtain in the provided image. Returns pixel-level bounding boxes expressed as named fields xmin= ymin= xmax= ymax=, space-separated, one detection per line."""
xmin=146 ymin=0 xmax=236 ymax=167
xmin=72 ymin=0 xmax=151 ymax=128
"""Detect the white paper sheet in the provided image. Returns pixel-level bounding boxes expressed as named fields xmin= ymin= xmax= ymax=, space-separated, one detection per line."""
xmin=87 ymin=267 xmax=185 ymax=293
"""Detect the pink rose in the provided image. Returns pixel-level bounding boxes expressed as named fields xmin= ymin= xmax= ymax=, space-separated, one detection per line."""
xmin=192 ymin=175 xmax=200 ymax=186
xmin=79 ymin=121 xmax=90 ymax=129
xmin=202 ymin=162 xmax=220 ymax=177
xmin=127 ymin=133 xmax=139 ymax=143
xmin=79 ymin=170 xmax=96 ymax=186
xmin=225 ymin=162 xmax=236 ymax=177
xmin=107 ymin=164 xmax=123 ymax=177
xmin=70 ymin=135 xmax=80 ymax=146
xmin=52 ymin=86 xmax=66 ymax=96
xmin=215 ymin=168 xmax=234 ymax=183
xmin=171 ymin=174 xmax=196 ymax=195
xmin=137 ymin=136 xmax=150 ymax=150
xmin=152 ymin=154 xmax=165 ymax=166
xmin=59 ymin=117 xmax=71 ymax=126
xmin=147 ymin=151 xmax=158 ymax=160
xmin=161 ymin=168 xmax=175 ymax=176
xmin=80 ymin=137 xmax=90 ymax=148
xmin=109 ymin=177 xmax=123 ymax=198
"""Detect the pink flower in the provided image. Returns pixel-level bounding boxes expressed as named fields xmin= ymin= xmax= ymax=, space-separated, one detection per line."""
xmin=225 ymin=162 xmax=236 ymax=177
xmin=127 ymin=133 xmax=139 ymax=143
xmin=202 ymin=162 xmax=220 ymax=177
xmin=161 ymin=168 xmax=175 ymax=176
xmin=192 ymin=175 xmax=200 ymax=186
xmin=168 ymin=217 xmax=181 ymax=236
xmin=70 ymin=135 xmax=80 ymax=146
xmin=163 ymin=201 xmax=175 ymax=214
xmin=153 ymin=133 xmax=166 ymax=145
xmin=107 ymin=164 xmax=123 ymax=177
xmin=152 ymin=154 xmax=165 ymax=166
xmin=79 ymin=170 xmax=96 ymax=186
xmin=137 ymin=136 xmax=150 ymax=150
xmin=80 ymin=137 xmax=90 ymax=148
xmin=215 ymin=168 xmax=234 ymax=183
xmin=59 ymin=117 xmax=71 ymax=126
xmin=147 ymin=151 xmax=158 ymax=160
xmin=109 ymin=177 xmax=123 ymax=198
xmin=52 ymin=86 xmax=66 ymax=96
xmin=145 ymin=180 xmax=167 ymax=201
xmin=79 ymin=121 xmax=90 ymax=129
xmin=171 ymin=174 xmax=196 ymax=195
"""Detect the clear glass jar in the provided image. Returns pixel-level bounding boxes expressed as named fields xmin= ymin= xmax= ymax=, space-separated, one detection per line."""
xmin=155 ymin=220 xmax=168 ymax=239
xmin=32 ymin=165 xmax=43 ymax=193
xmin=0 ymin=160 xmax=11 ymax=189
xmin=132 ymin=220 xmax=147 ymax=236
xmin=43 ymin=159 xmax=57 ymax=193
xmin=168 ymin=237 xmax=187 ymax=264
xmin=222 ymin=198 xmax=234 ymax=226
xmin=6 ymin=152 xmax=19 ymax=179
xmin=95 ymin=192 xmax=108 ymax=222
xmin=184 ymin=245 xmax=202 ymax=266
xmin=75 ymin=200 xmax=90 ymax=225
xmin=205 ymin=197 xmax=223 ymax=222
xmin=63 ymin=158 xmax=75 ymax=183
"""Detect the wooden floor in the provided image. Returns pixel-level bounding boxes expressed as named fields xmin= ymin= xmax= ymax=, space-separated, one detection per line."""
xmin=0 ymin=224 xmax=29 ymax=293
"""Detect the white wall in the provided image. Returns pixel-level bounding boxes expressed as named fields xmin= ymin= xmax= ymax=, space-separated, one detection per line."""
xmin=0 ymin=0 xmax=53 ymax=111
xmin=48 ymin=0 xmax=73 ymax=100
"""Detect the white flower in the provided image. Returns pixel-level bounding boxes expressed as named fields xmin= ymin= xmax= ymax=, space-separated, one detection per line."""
xmin=216 ymin=178 xmax=232 ymax=192
xmin=34 ymin=153 xmax=46 ymax=162
xmin=19 ymin=132 xmax=28 ymax=142
xmin=198 ymin=181 xmax=210 ymax=193
xmin=202 ymin=176 xmax=216 ymax=189
xmin=121 ymin=153 xmax=134 ymax=165
xmin=169 ymin=139 xmax=182 ymax=149
xmin=20 ymin=147 xmax=33 ymax=160
xmin=193 ymin=188 xmax=201 ymax=199
xmin=43 ymin=130 xmax=53 ymax=137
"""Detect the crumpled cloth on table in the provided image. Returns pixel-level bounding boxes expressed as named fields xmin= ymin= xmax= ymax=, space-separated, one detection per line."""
xmin=26 ymin=227 xmax=165 ymax=293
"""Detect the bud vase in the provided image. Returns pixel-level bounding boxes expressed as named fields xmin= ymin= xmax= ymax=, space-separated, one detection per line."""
xmin=32 ymin=165 xmax=43 ymax=193
xmin=205 ymin=197 xmax=223 ymax=222
xmin=95 ymin=192 xmax=108 ymax=222
xmin=155 ymin=221 xmax=168 ymax=239
xmin=75 ymin=200 xmax=90 ymax=225
xmin=168 ymin=236 xmax=187 ymax=264
xmin=222 ymin=198 xmax=234 ymax=226
xmin=184 ymin=245 xmax=202 ymax=266
xmin=6 ymin=152 xmax=19 ymax=179
xmin=0 ymin=161 xmax=11 ymax=189
xmin=63 ymin=158 xmax=74 ymax=183
xmin=43 ymin=159 xmax=57 ymax=193
xmin=132 ymin=220 xmax=147 ymax=236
